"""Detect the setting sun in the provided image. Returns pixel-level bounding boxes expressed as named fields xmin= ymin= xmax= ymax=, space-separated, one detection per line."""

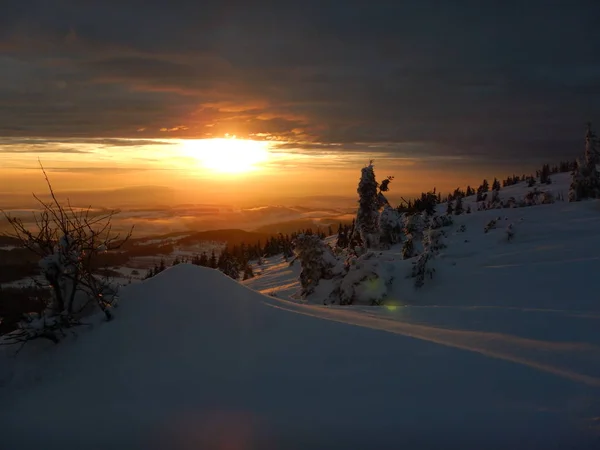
xmin=179 ymin=137 xmax=270 ymax=174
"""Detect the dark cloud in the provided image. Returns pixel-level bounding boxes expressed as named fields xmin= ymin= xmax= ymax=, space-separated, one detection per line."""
xmin=1 ymin=0 xmax=600 ymax=166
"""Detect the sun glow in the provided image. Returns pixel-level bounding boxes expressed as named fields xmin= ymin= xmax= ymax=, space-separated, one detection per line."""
xmin=180 ymin=138 xmax=270 ymax=174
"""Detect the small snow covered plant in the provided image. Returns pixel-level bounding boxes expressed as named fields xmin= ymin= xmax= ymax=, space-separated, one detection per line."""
xmin=379 ymin=204 xmax=403 ymax=248
xmin=410 ymin=228 xmax=445 ymax=289
xmin=334 ymin=251 xmax=393 ymax=305
xmin=293 ymin=233 xmax=339 ymax=297
xmin=506 ymin=223 xmax=515 ymax=242
xmin=1 ymin=164 xmax=132 ymax=346
xmin=484 ymin=219 xmax=498 ymax=233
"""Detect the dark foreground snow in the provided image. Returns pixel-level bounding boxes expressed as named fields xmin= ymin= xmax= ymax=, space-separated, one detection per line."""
xmin=1 ymin=264 xmax=599 ymax=450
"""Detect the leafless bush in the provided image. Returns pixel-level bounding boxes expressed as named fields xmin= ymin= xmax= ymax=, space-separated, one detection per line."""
xmin=1 ymin=163 xmax=132 ymax=347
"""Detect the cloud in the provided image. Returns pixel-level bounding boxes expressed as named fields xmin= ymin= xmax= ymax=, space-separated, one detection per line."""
xmin=0 ymin=0 xmax=599 ymax=167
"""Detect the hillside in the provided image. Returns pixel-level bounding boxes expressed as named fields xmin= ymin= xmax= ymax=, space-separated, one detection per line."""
xmin=2 ymin=173 xmax=600 ymax=449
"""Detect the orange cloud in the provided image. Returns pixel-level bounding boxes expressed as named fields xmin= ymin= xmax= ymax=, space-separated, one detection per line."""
xmin=159 ymin=125 xmax=189 ymax=132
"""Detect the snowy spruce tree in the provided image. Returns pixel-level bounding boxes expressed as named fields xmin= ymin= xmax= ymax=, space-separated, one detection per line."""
xmin=294 ymin=234 xmax=339 ymax=297
xmin=454 ymin=196 xmax=463 ymax=215
xmin=379 ymin=204 xmax=403 ymax=249
xmin=333 ymin=251 xmax=393 ymax=306
xmin=569 ymin=122 xmax=600 ymax=202
xmin=410 ymin=228 xmax=445 ymax=288
xmin=349 ymin=161 xmax=391 ymax=250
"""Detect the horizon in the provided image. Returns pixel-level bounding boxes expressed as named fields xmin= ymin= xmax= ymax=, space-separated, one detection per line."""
xmin=2 ymin=1 xmax=599 ymax=230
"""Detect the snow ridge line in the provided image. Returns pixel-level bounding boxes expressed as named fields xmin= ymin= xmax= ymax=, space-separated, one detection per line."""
xmin=261 ymin=298 xmax=600 ymax=388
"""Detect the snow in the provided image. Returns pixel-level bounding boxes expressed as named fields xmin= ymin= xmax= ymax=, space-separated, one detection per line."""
xmin=1 ymin=173 xmax=600 ymax=448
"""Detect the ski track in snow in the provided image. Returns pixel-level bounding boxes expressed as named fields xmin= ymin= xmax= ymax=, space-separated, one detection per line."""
xmin=260 ymin=296 xmax=600 ymax=388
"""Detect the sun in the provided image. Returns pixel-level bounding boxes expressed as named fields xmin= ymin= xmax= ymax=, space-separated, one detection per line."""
xmin=180 ymin=137 xmax=270 ymax=174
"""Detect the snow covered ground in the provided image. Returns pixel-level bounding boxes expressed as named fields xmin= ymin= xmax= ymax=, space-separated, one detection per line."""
xmin=1 ymin=173 xmax=600 ymax=449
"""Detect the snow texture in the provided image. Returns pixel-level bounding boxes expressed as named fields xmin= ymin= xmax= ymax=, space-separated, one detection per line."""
xmin=1 ymin=173 xmax=600 ymax=449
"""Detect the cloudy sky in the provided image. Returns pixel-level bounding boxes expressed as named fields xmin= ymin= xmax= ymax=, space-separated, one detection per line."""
xmin=1 ymin=0 xmax=599 ymax=206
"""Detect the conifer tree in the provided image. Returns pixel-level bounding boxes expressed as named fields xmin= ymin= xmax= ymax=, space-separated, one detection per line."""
xmin=350 ymin=161 xmax=381 ymax=249
xmin=454 ymin=196 xmax=463 ymax=215
xmin=570 ymin=122 xmax=600 ymax=202
xmin=209 ymin=250 xmax=217 ymax=268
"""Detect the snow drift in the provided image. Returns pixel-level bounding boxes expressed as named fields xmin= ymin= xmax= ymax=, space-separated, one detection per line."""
xmin=2 ymin=264 xmax=600 ymax=449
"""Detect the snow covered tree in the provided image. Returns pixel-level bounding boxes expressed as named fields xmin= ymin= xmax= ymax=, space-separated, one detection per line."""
xmin=569 ymin=123 xmax=600 ymax=202
xmin=242 ymin=263 xmax=254 ymax=280
xmin=454 ymin=196 xmax=463 ymax=215
xmin=199 ymin=252 xmax=208 ymax=266
xmin=491 ymin=189 xmax=500 ymax=205
xmin=1 ymin=164 xmax=131 ymax=345
xmin=349 ymin=161 xmax=386 ymax=250
xmin=492 ymin=178 xmax=501 ymax=191
xmin=402 ymin=236 xmax=415 ymax=259
xmin=540 ymin=164 xmax=551 ymax=184
xmin=294 ymin=233 xmax=339 ymax=297
xmin=379 ymin=204 xmax=403 ymax=249
xmin=445 ymin=199 xmax=454 ymax=215
xmin=335 ymin=223 xmax=349 ymax=248
xmin=209 ymin=250 xmax=218 ymax=268
xmin=585 ymin=122 xmax=599 ymax=166
xmin=334 ymin=252 xmax=393 ymax=305
xmin=410 ymin=228 xmax=445 ymax=288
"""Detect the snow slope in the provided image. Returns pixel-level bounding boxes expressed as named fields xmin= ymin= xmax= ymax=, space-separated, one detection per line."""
xmin=1 ymin=263 xmax=599 ymax=450
xmin=2 ymin=174 xmax=600 ymax=449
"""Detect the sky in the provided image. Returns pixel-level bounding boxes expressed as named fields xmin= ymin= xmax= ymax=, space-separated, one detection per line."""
xmin=1 ymin=0 xmax=600 ymax=211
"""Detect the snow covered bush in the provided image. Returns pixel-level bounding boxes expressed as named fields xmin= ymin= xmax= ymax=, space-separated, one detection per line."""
xmin=402 ymin=236 xmax=415 ymax=259
xmin=403 ymin=213 xmax=424 ymax=236
xmin=422 ymin=228 xmax=446 ymax=254
xmin=539 ymin=191 xmax=555 ymax=204
xmin=411 ymin=251 xmax=435 ymax=289
xmin=379 ymin=204 xmax=403 ymax=248
xmin=293 ymin=233 xmax=340 ymax=297
xmin=333 ymin=251 xmax=393 ymax=305
xmin=1 ymin=165 xmax=131 ymax=346
xmin=430 ymin=215 xmax=453 ymax=229
xmin=409 ymin=227 xmax=445 ymax=288
xmin=506 ymin=223 xmax=515 ymax=242
xmin=484 ymin=219 xmax=498 ymax=233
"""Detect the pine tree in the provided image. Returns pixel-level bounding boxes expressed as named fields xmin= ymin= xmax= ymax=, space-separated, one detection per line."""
xmin=242 ymin=263 xmax=254 ymax=280
xmin=351 ymin=161 xmax=381 ymax=249
xmin=570 ymin=122 xmax=600 ymax=201
xmin=492 ymin=178 xmax=501 ymax=191
xmin=379 ymin=204 xmax=403 ymax=248
xmin=294 ymin=234 xmax=338 ymax=297
xmin=209 ymin=250 xmax=217 ymax=269
xmin=199 ymin=252 xmax=208 ymax=266
xmin=481 ymin=179 xmax=489 ymax=192
xmin=454 ymin=196 xmax=463 ymax=215
xmin=445 ymin=199 xmax=454 ymax=215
